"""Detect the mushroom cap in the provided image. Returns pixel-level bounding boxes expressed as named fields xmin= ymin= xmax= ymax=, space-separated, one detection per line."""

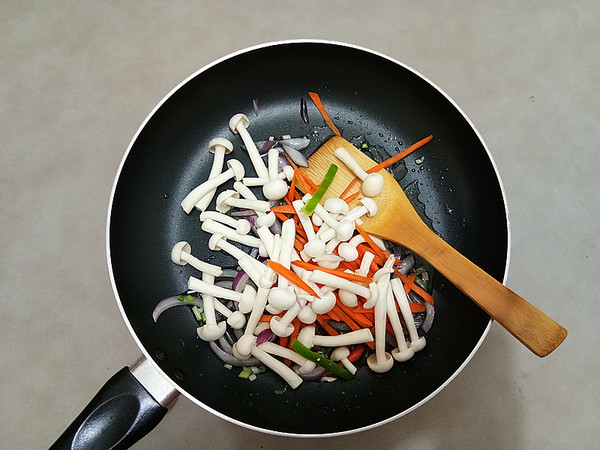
xmin=367 ymin=352 xmax=394 ymax=373
xmin=208 ymin=137 xmax=234 ymax=154
xmin=256 ymin=211 xmax=276 ymax=228
xmin=267 ymin=286 xmax=296 ymax=311
xmin=229 ymin=113 xmax=249 ymax=133
xmin=410 ymin=336 xmax=427 ymax=352
xmin=392 ymin=346 xmax=415 ymax=362
xmin=330 ymin=347 xmax=351 ymax=361
xmin=239 ymin=285 xmax=257 ymax=314
xmin=196 ymin=322 xmax=227 ymax=341
xmin=215 ymin=189 xmax=239 ymax=213
xmin=235 ymin=218 xmax=252 ymax=235
xmin=269 ymin=315 xmax=294 ymax=337
xmin=359 ymin=197 xmax=378 ymax=216
xmin=361 ymin=173 xmax=384 ymax=198
xmin=207 ymin=233 xmax=225 ymax=251
xmin=362 ymin=282 xmax=380 ymax=309
xmin=338 ymin=289 xmax=358 ymax=307
xmin=297 ymin=305 xmax=317 ymax=324
xmin=262 ymin=178 xmax=289 ymax=201
xmin=226 ymin=159 xmax=245 ymax=181
xmin=297 ymin=324 xmax=316 ymax=348
xmin=171 ymin=241 xmax=191 ymax=265
xmin=303 ymin=239 xmax=326 ymax=258
xmin=337 ymin=242 xmax=359 ymax=261
xmin=336 ymin=219 xmax=355 ymax=242
xmin=324 ymin=197 xmax=349 ymax=215
xmin=311 ymin=291 xmax=336 ymax=315
xmin=235 ymin=334 xmax=256 ymax=357
xmin=227 ymin=311 xmax=246 ymax=329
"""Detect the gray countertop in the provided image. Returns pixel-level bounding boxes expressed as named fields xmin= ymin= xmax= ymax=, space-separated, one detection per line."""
xmin=2 ymin=1 xmax=598 ymax=449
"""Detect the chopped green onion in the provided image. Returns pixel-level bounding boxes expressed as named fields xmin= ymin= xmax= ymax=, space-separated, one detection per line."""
xmin=178 ymin=294 xmax=196 ymax=302
xmin=361 ymin=143 xmax=369 ymax=149
xmin=223 ymin=363 xmax=233 ymax=370
xmin=239 ymin=367 xmax=253 ymax=379
xmin=192 ymin=306 xmax=204 ymax=323
xmin=177 ymin=294 xmax=185 ymax=301
xmin=301 ymin=164 xmax=338 ymax=215
xmin=290 ymin=339 xmax=354 ymax=381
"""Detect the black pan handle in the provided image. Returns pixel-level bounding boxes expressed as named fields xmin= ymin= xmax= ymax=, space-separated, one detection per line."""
xmin=50 ymin=357 xmax=178 ymax=449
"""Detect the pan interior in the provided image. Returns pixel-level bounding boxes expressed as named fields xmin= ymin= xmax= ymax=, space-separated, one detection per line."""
xmin=109 ymin=42 xmax=507 ymax=435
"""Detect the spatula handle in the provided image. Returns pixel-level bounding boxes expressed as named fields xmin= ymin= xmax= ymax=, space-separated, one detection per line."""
xmin=410 ymin=229 xmax=567 ymax=357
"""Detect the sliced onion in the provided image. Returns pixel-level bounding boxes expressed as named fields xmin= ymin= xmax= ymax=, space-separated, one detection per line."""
xmin=397 ymin=254 xmax=415 ymax=275
xmin=421 ymin=301 xmax=435 ymax=333
xmin=281 ymin=143 xmax=309 ymax=167
xmin=300 ymin=98 xmax=309 ymax=124
xmin=215 ymin=279 xmax=233 ymax=290
xmin=152 ymin=295 xmax=202 ymax=322
xmin=209 ymin=340 xmax=261 ymax=367
xmin=232 ymin=271 xmax=250 ymax=292
xmin=252 ymin=98 xmax=259 ymax=113
xmin=256 ymin=328 xmax=275 ymax=345
xmin=220 ymin=268 xmax=239 ymax=279
xmin=257 ymin=139 xmax=278 ymax=155
xmin=269 ymin=218 xmax=282 ymax=235
xmin=299 ymin=365 xmax=327 ymax=381
xmin=279 ymin=137 xmax=310 ymax=150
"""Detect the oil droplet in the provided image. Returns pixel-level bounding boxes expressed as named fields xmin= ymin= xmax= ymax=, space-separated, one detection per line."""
xmin=163 ymin=193 xmax=169 ymax=199
xmin=444 ymin=203 xmax=453 ymax=214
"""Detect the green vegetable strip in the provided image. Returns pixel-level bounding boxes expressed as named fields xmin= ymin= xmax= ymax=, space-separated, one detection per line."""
xmin=301 ymin=164 xmax=338 ymax=215
xmin=290 ymin=338 xmax=354 ymax=381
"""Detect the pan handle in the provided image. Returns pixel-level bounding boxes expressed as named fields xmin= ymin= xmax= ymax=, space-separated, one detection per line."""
xmin=50 ymin=357 xmax=178 ymax=449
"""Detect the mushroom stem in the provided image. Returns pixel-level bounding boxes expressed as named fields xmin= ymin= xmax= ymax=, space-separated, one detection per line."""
xmin=194 ymin=138 xmax=233 ymax=211
xmin=229 ymin=113 xmax=269 ymax=179
xmin=391 ymin=278 xmax=426 ymax=352
xmin=257 ymin=341 xmax=316 ymax=374
xmin=171 ymin=241 xmax=223 ymax=277
xmin=250 ymin=345 xmax=303 ymax=389
xmin=312 ymin=328 xmax=374 ymax=347
xmin=334 ymin=147 xmax=384 ymax=197
xmin=201 ymin=219 xmax=261 ymax=249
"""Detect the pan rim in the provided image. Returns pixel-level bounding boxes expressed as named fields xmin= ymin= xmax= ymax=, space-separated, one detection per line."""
xmin=105 ymin=38 xmax=511 ymax=437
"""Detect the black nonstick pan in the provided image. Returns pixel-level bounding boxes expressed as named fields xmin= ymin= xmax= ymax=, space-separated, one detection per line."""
xmin=52 ymin=40 xmax=509 ymax=448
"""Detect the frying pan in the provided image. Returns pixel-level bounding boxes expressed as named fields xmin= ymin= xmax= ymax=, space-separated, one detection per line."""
xmin=52 ymin=40 xmax=509 ymax=448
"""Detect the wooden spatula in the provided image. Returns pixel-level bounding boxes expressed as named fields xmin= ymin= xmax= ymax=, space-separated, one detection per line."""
xmin=300 ymin=135 xmax=567 ymax=357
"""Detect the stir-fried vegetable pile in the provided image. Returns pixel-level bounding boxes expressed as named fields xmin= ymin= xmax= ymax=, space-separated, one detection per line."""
xmin=154 ymin=94 xmax=435 ymax=388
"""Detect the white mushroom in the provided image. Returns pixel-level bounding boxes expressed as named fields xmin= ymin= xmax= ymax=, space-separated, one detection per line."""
xmin=262 ymin=147 xmax=289 ymax=201
xmin=234 ymin=276 xmax=273 ymax=357
xmin=298 ymin=325 xmax=373 ymax=348
xmin=307 ymin=270 xmax=377 ymax=304
xmin=201 ymin=218 xmax=262 ymax=250
xmin=199 ymin=210 xmax=251 ymax=235
xmin=229 ymin=113 xmax=269 ymax=179
xmin=215 ymin=189 xmax=271 ymax=214
xmin=257 ymin=341 xmax=316 ymax=374
xmin=334 ymin=147 xmax=384 ymax=197
xmin=330 ymin=347 xmax=358 ymax=375
xmin=390 ymin=278 xmax=426 ymax=352
xmin=196 ymin=273 xmax=227 ymax=341
xmin=292 ymin=199 xmax=326 ymax=259
xmin=385 ymin=287 xmax=414 ymax=362
xmin=170 ymin=241 xmax=223 ymax=278
xmin=194 ymin=138 xmax=234 ymax=211
xmin=187 ymin=275 xmax=256 ymax=314
xmin=181 ymin=159 xmax=245 ymax=214
xmin=251 ymin=342 xmax=303 ymax=389
xmin=207 ymin=234 xmax=266 ymax=286
xmin=212 ymin=299 xmax=246 ymax=330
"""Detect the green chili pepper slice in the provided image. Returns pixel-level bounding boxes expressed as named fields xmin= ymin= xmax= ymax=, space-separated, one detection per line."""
xmin=301 ymin=164 xmax=338 ymax=215
xmin=291 ymin=338 xmax=354 ymax=381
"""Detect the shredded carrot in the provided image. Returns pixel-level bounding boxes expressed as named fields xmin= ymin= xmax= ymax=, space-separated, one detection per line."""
xmin=271 ymin=204 xmax=296 ymax=214
xmin=331 ymin=306 xmax=360 ymax=332
xmin=316 ymin=315 xmax=339 ymax=336
xmin=308 ymin=92 xmax=341 ymax=136
xmin=286 ymin=169 xmax=297 ymax=203
xmin=259 ymin=314 xmax=275 ymax=322
xmin=339 ymin=176 xmax=360 ymax=199
xmin=288 ymin=159 xmax=317 ymax=194
xmin=410 ymin=303 xmax=427 ymax=313
xmin=355 ymin=224 xmax=387 ymax=263
xmin=267 ymin=260 xmax=320 ymax=298
xmin=326 ymin=308 xmax=342 ymax=322
xmin=393 ymin=268 xmax=435 ymax=306
xmin=274 ymin=212 xmax=291 ymax=222
xmin=347 ymin=345 xmax=365 ymax=363
xmin=366 ymin=135 xmax=433 ymax=173
xmin=334 ymin=302 xmax=373 ymax=328
xmin=342 ymin=191 xmax=361 ymax=204
xmin=291 ymin=260 xmax=373 ymax=284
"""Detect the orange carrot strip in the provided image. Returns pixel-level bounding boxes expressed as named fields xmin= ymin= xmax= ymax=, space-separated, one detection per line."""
xmin=259 ymin=314 xmax=275 ymax=322
xmin=286 ymin=169 xmax=297 ymax=203
xmin=274 ymin=212 xmax=291 ymax=222
xmin=393 ymin=268 xmax=435 ymax=306
xmin=316 ymin=315 xmax=339 ymax=336
xmin=291 ymin=260 xmax=373 ymax=284
xmin=339 ymin=176 xmax=360 ymax=199
xmin=410 ymin=303 xmax=427 ymax=313
xmin=271 ymin=204 xmax=296 ymax=214
xmin=331 ymin=305 xmax=362 ymax=331
xmin=347 ymin=345 xmax=365 ymax=363
xmin=326 ymin=308 xmax=342 ymax=322
xmin=366 ymin=135 xmax=434 ymax=173
xmin=267 ymin=260 xmax=320 ymax=298
xmin=342 ymin=191 xmax=361 ymax=204
xmin=288 ymin=159 xmax=317 ymax=194
xmin=355 ymin=224 xmax=387 ymax=262
xmin=334 ymin=303 xmax=372 ymax=328
xmin=308 ymin=92 xmax=341 ymax=136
